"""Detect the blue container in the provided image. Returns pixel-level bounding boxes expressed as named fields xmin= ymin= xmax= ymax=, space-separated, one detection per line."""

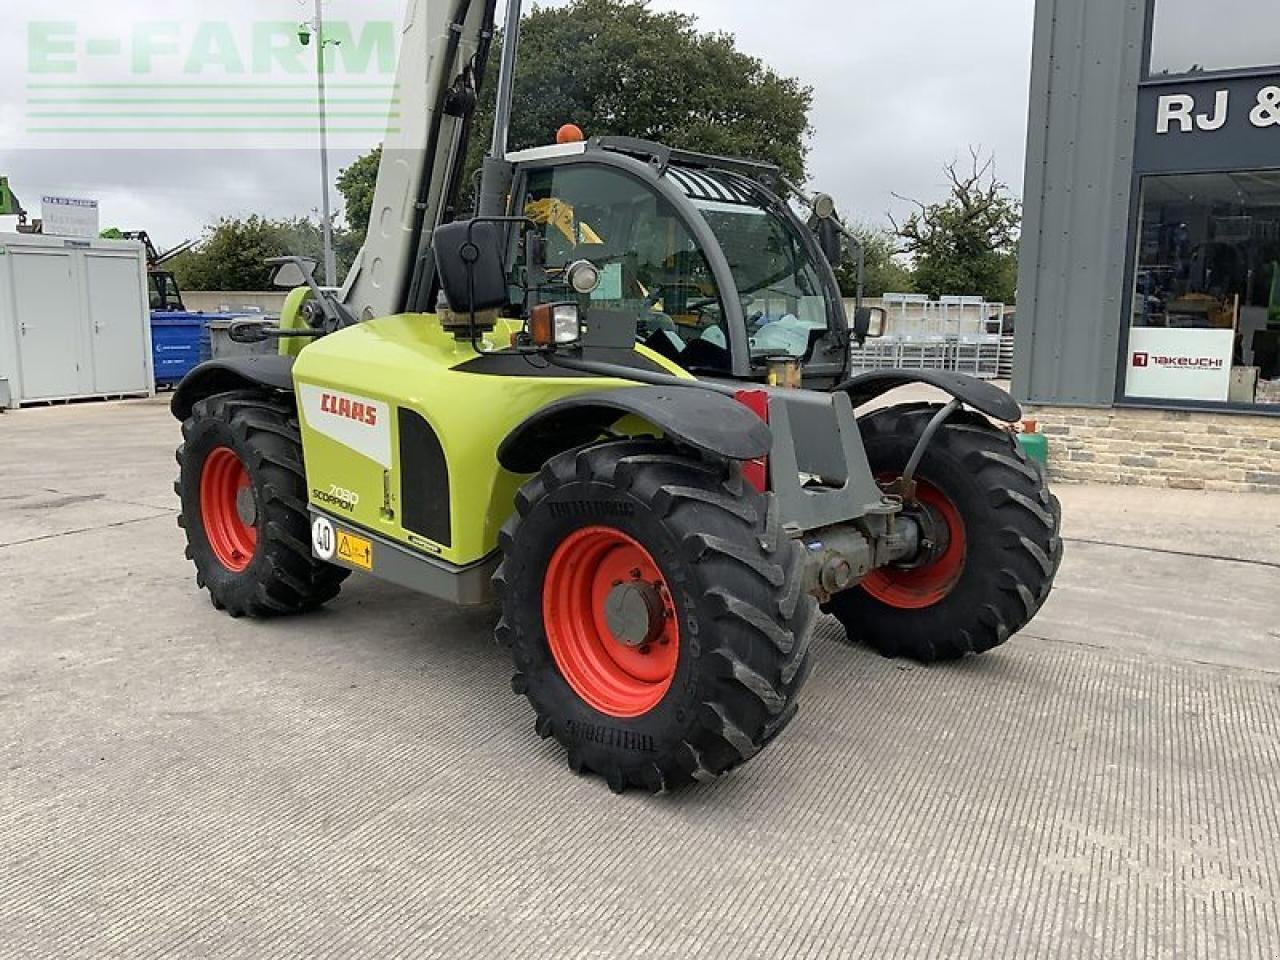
xmin=150 ymin=312 xmax=207 ymax=386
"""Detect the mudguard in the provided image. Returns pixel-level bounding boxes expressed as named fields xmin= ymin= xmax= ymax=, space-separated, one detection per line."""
xmin=835 ymin=370 xmax=1022 ymax=423
xmin=497 ymin=386 xmax=772 ymax=474
xmin=171 ymin=355 xmax=296 ymax=421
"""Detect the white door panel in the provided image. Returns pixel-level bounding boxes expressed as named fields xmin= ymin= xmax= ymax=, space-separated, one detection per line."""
xmin=11 ymin=250 xmax=85 ymax=400
xmin=85 ymin=253 xmax=148 ymax=393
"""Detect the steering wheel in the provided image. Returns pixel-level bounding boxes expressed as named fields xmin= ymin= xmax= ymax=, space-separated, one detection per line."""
xmin=643 ymin=281 xmax=707 ymax=312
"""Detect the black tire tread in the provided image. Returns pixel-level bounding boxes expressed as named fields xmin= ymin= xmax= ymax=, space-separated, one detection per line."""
xmin=497 ymin=439 xmax=815 ymax=793
xmin=177 ymin=390 xmax=349 ymax=618
xmin=828 ymin=404 xmax=1063 ymax=661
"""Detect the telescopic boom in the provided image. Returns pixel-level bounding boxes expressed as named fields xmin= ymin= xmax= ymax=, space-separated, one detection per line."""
xmin=339 ymin=0 xmax=500 ymax=321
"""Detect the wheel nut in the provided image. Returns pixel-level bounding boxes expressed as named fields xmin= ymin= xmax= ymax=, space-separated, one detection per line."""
xmin=821 ymin=558 xmax=855 ymax=593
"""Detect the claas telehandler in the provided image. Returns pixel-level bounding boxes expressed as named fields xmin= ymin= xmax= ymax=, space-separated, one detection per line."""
xmin=171 ymin=0 xmax=1062 ymax=792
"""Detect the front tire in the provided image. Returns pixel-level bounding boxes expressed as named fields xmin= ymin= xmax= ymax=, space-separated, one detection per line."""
xmin=495 ymin=440 xmax=816 ymax=793
xmin=827 ymin=404 xmax=1063 ymax=662
xmin=176 ymin=391 xmax=349 ymax=618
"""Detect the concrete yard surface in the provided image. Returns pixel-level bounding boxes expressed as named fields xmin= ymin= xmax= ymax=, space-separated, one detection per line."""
xmin=2 ymin=397 xmax=1279 ymax=959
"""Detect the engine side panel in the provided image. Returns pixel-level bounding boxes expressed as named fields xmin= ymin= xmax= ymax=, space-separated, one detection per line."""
xmin=291 ymin=313 xmax=678 ymax=568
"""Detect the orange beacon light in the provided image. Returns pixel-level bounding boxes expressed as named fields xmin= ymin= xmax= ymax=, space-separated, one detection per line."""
xmin=556 ymin=124 xmax=586 ymax=144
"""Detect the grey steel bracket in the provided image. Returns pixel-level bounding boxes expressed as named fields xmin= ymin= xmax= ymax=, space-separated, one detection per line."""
xmin=766 ymin=389 xmax=898 ymax=533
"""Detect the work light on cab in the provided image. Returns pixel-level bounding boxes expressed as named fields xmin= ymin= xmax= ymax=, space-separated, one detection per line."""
xmin=530 ymin=303 xmax=582 ymax=347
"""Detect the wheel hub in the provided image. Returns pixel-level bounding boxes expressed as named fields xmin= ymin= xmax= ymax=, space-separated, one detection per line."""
xmin=542 ymin=526 xmax=680 ymax=718
xmin=235 ymin=486 xmax=258 ymax=527
xmin=861 ymin=478 xmax=966 ymax=609
xmin=604 ymin=580 xmax=666 ymax=648
xmin=897 ymin=499 xmax=952 ymax=571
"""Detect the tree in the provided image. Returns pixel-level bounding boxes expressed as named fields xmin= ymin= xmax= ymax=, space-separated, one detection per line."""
xmin=338 ymin=0 xmax=814 ymax=244
xmin=834 ymin=224 xmax=914 ymax=299
xmin=170 ymin=216 xmax=358 ymax=290
xmin=486 ymin=0 xmax=811 ymax=178
xmin=337 ymin=147 xmax=381 ymax=238
xmin=893 ymin=150 xmax=1021 ymax=304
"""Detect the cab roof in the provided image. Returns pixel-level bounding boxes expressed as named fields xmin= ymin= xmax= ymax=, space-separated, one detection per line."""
xmin=506 ymin=135 xmax=780 ymax=187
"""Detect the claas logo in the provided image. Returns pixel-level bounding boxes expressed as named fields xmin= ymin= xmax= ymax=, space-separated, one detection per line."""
xmin=320 ymin=393 xmax=378 ymax=426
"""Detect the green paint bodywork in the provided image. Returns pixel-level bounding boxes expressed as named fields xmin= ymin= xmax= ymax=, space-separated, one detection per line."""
xmin=291 ymin=310 xmax=691 ymax=568
xmin=276 ymin=287 xmax=313 ymax=359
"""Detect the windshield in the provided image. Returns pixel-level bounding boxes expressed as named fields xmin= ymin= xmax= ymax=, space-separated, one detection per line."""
xmin=692 ymin=198 xmax=831 ymax=359
xmin=513 ymin=162 xmax=836 ymax=371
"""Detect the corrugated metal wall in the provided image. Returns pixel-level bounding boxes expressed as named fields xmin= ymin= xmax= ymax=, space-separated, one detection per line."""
xmin=1013 ymin=0 xmax=1148 ymax=407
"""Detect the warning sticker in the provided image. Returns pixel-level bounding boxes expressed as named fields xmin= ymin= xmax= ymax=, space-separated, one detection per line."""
xmin=337 ymin=530 xmax=374 ymax=571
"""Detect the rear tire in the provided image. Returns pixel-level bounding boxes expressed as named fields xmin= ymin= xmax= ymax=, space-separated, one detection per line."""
xmin=495 ymin=440 xmax=816 ymax=793
xmin=176 ymin=391 xmax=349 ymax=618
xmin=826 ymin=404 xmax=1062 ymax=662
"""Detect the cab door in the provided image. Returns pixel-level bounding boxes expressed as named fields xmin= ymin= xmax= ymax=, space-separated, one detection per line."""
xmin=509 ymin=160 xmax=739 ymax=375
xmin=679 ymin=181 xmax=850 ymax=390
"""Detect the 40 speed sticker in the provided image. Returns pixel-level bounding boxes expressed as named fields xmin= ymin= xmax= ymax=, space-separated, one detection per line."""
xmin=311 ymin=516 xmax=374 ymax=572
xmin=312 ymin=516 xmax=336 ymax=561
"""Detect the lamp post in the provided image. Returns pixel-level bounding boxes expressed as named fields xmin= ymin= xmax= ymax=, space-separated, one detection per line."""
xmin=301 ymin=1 xmax=339 ymax=286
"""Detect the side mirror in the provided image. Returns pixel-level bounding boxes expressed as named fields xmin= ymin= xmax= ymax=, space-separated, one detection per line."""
xmin=268 ymin=257 xmax=317 ymax=289
xmin=853 ymin=306 xmax=888 ymax=342
xmin=432 ymin=220 xmax=509 ymax=314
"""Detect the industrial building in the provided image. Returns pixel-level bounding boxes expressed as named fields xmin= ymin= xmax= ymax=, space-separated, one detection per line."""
xmin=1016 ymin=0 xmax=1280 ymax=492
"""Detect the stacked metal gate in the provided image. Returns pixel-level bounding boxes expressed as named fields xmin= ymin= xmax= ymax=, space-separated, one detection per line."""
xmin=846 ymin=294 xmax=1010 ymax=380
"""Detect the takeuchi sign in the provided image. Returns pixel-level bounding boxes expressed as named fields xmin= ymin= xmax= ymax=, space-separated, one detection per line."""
xmin=1132 ymin=353 xmax=1224 ymax=370
xmin=1126 ymin=328 xmax=1234 ymax=403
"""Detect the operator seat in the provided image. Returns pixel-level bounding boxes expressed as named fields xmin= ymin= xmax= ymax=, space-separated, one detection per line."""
xmin=679 ymin=336 xmax=731 ymax=373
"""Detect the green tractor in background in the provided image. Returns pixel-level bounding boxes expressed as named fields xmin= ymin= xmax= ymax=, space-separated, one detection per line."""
xmin=170 ymin=0 xmax=1062 ymax=793
xmin=0 ymin=176 xmax=29 ymax=227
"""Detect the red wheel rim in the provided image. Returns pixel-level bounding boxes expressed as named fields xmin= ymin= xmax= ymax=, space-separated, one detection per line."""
xmin=200 ymin=447 xmax=258 ymax=573
xmin=862 ymin=479 xmax=966 ymax=609
xmin=543 ymin=526 xmax=680 ymax=719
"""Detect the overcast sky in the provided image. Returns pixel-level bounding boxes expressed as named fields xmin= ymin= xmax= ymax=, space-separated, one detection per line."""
xmin=0 ymin=0 xmax=1035 ymax=250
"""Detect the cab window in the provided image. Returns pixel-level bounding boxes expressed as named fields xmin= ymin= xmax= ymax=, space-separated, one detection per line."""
xmin=693 ymin=199 xmax=831 ymax=362
xmin=149 ymin=273 xmax=185 ymax=312
xmin=516 ymin=165 xmax=732 ymax=370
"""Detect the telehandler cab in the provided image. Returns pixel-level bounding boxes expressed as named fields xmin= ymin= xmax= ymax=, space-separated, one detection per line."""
xmin=171 ymin=0 xmax=1062 ymax=792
